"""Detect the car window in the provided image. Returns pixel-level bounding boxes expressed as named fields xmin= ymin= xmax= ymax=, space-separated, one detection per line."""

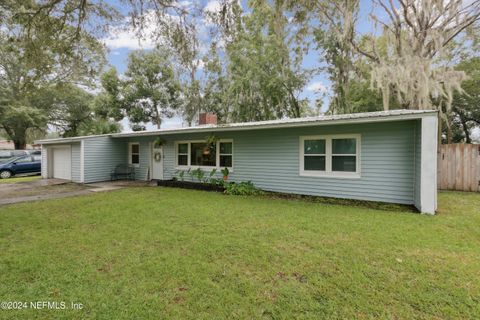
xmin=0 ymin=157 xmax=13 ymax=164
xmin=0 ymin=151 xmax=12 ymax=157
xmin=14 ymin=157 xmax=33 ymax=163
xmin=33 ymin=155 xmax=42 ymax=161
xmin=12 ymin=151 xmax=26 ymax=156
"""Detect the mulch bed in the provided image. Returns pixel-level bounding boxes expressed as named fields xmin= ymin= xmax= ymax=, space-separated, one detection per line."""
xmin=157 ymin=179 xmax=225 ymax=192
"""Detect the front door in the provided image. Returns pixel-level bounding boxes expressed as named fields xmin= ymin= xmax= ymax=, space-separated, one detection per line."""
xmin=151 ymin=144 xmax=164 ymax=180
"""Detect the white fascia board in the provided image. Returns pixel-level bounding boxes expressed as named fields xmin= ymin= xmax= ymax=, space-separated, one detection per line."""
xmin=80 ymin=140 xmax=85 ymax=183
xmin=419 ymin=114 xmax=438 ymax=214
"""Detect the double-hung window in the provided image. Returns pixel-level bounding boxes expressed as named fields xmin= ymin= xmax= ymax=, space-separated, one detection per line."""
xmin=300 ymin=135 xmax=360 ymax=177
xmin=129 ymin=142 xmax=140 ymax=167
xmin=219 ymin=141 xmax=233 ymax=167
xmin=177 ymin=143 xmax=188 ymax=166
xmin=176 ymin=139 xmax=233 ymax=169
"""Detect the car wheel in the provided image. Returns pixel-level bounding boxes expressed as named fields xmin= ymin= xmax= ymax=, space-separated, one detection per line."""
xmin=0 ymin=170 xmax=12 ymax=179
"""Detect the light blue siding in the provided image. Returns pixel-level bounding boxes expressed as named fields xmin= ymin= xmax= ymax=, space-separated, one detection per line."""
xmin=83 ymin=136 xmax=127 ymax=183
xmin=118 ymin=120 xmax=417 ymax=204
xmin=71 ymin=143 xmax=81 ymax=183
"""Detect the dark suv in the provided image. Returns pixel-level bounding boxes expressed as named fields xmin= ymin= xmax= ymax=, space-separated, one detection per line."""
xmin=0 ymin=155 xmax=41 ymax=179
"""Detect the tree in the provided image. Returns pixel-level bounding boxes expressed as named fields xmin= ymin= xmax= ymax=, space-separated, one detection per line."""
xmin=444 ymin=57 xmax=480 ymax=143
xmin=122 ymin=49 xmax=182 ymax=129
xmin=48 ymin=85 xmax=93 ymax=137
xmin=342 ymin=0 xmax=478 ymax=111
xmin=212 ymin=0 xmax=311 ymax=122
xmin=309 ymin=1 xmax=358 ymax=114
xmin=0 ymin=6 xmax=105 ymax=148
xmin=93 ymin=68 xmax=125 ymax=122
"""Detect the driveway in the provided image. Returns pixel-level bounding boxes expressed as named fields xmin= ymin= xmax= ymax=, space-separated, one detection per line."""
xmin=0 ymin=179 xmax=153 ymax=205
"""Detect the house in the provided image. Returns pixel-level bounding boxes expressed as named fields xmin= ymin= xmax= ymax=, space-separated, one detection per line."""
xmin=35 ymin=110 xmax=438 ymax=214
xmin=0 ymin=140 xmax=40 ymax=150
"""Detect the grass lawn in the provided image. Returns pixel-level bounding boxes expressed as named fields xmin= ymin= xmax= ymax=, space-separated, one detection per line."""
xmin=0 ymin=175 xmax=40 ymax=184
xmin=0 ymin=188 xmax=479 ymax=319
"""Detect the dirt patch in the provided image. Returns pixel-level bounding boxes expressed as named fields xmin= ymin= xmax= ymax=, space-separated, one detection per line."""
xmin=1 ymin=182 xmax=89 ymax=199
xmin=0 ymin=180 xmax=94 ymax=206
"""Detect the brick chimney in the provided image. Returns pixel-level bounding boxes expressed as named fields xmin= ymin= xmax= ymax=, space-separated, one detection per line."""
xmin=198 ymin=112 xmax=217 ymax=125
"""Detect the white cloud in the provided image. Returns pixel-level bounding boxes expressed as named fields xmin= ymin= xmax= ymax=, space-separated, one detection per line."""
xmin=306 ymin=81 xmax=328 ymax=93
xmin=204 ymin=0 xmax=221 ymax=13
xmin=103 ymin=27 xmax=155 ymax=50
xmin=120 ymin=115 xmax=184 ymax=132
xmin=175 ymin=0 xmax=192 ymax=9
xmin=472 ymin=127 xmax=480 ymax=143
xmin=102 ymin=11 xmax=161 ymax=50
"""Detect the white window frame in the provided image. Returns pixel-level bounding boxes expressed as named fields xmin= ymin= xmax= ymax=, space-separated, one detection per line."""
xmin=128 ymin=142 xmax=140 ymax=168
xmin=299 ymin=134 xmax=361 ymax=178
xmin=175 ymin=139 xmax=234 ymax=171
xmin=218 ymin=140 xmax=233 ymax=168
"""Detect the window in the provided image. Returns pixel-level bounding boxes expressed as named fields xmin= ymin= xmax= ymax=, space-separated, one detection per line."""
xmin=191 ymin=142 xmax=216 ymax=166
xmin=176 ymin=140 xmax=233 ymax=169
xmin=219 ymin=142 xmax=233 ymax=167
xmin=332 ymin=138 xmax=356 ymax=172
xmin=14 ymin=156 xmax=33 ymax=163
xmin=177 ymin=143 xmax=188 ymax=166
xmin=300 ymin=135 xmax=360 ymax=177
xmin=304 ymin=139 xmax=326 ymax=171
xmin=129 ymin=143 xmax=140 ymax=167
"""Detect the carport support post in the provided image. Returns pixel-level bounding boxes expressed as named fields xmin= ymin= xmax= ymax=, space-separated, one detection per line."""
xmin=80 ymin=140 xmax=85 ymax=183
xmin=420 ymin=115 xmax=438 ymax=214
xmin=41 ymin=145 xmax=48 ymax=179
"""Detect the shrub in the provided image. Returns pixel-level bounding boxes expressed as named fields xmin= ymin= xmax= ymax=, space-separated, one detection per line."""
xmin=224 ymin=181 xmax=263 ymax=196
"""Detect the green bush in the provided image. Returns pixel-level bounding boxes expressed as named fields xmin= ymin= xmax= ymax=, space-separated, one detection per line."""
xmin=224 ymin=181 xmax=263 ymax=196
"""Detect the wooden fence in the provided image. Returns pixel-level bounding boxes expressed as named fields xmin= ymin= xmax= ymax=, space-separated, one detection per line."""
xmin=437 ymin=144 xmax=480 ymax=192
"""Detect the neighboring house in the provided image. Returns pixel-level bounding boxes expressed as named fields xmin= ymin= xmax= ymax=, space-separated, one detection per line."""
xmin=0 ymin=140 xmax=40 ymax=150
xmin=35 ymin=110 xmax=438 ymax=214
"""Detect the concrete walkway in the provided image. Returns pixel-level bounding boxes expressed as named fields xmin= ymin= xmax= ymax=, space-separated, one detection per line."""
xmin=0 ymin=179 xmax=153 ymax=206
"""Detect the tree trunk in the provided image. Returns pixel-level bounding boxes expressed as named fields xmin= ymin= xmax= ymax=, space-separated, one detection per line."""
xmin=3 ymin=126 xmax=27 ymax=149
xmin=460 ymin=116 xmax=471 ymax=143
xmin=154 ymin=104 xmax=161 ymax=129
xmin=382 ymin=86 xmax=390 ymax=111
xmin=446 ymin=112 xmax=453 ymax=144
xmin=437 ymin=111 xmax=443 ymax=147
xmin=14 ymin=141 xmax=26 ymax=150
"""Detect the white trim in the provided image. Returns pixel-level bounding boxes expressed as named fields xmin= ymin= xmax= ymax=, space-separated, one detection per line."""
xmin=174 ymin=139 xmax=234 ymax=171
xmin=299 ymin=134 xmax=361 ymax=179
xmin=128 ymin=142 xmax=140 ymax=168
xmin=418 ymin=116 xmax=438 ymax=214
xmin=80 ymin=140 xmax=85 ymax=183
xmin=41 ymin=145 xmax=48 ymax=179
xmin=149 ymin=142 xmax=152 ymax=180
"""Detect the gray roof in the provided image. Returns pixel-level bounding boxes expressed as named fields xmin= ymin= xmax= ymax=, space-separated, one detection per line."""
xmin=36 ymin=109 xmax=437 ymax=144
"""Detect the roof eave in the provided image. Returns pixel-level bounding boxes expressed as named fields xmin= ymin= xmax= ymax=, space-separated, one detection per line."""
xmin=35 ymin=110 xmax=438 ymax=144
xmin=110 ymin=111 xmax=438 ymax=138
